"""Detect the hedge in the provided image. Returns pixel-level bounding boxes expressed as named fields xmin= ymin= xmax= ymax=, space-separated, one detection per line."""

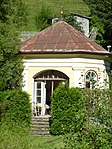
xmin=0 ymin=89 xmax=31 ymax=127
xmin=50 ymin=82 xmax=85 ymax=135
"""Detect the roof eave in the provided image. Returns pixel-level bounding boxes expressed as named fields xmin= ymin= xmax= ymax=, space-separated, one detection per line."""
xmin=19 ymin=50 xmax=112 ymax=62
xmin=19 ymin=49 xmax=110 ymax=55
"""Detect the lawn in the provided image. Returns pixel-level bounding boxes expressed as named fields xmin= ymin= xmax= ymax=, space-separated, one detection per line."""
xmin=31 ymin=135 xmax=64 ymax=149
xmin=0 ymin=123 xmax=64 ymax=149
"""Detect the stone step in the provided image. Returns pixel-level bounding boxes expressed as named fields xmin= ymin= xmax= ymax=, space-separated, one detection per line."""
xmin=31 ymin=129 xmax=50 ymax=135
xmin=32 ymin=131 xmax=50 ymax=136
xmin=31 ymin=127 xmax=49 ymax=131
xmin=32 ymin=120 xmax=49 ymax=124
xmin=32 ymin=117 xmax=49 ymax=121
xmin=32 ymin=124 xmax=49 ymax=128
xmin=31 ymin=117 xmax=50 ymax=135
xmin=32 ymin=116 xmax=50 ymax=119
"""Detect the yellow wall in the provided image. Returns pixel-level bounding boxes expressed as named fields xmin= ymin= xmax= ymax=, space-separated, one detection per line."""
xmin=22 ymin=57 xmax=111 ymax=101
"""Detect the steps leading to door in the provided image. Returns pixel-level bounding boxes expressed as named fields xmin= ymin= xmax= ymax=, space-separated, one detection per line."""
xmin=31 ymin=116 xmax=51 ymax=136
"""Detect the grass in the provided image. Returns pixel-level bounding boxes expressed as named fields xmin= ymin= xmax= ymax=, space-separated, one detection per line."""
xmin=31 ymin=135 xmax=64 ymax=149
xmin=0 ymin=122 xmax=64 ymax=149
xmin=25 ymin=0 xmax=90 ymax=31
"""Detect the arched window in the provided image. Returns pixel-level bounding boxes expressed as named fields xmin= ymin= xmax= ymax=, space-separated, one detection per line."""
xmin=85 ymin=70 xmax=97 ymax=88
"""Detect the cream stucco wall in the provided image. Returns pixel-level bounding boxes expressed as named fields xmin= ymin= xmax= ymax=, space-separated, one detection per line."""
xmin=23 ymin=66 xmax=74 ymax=98
xmin=22 ymin=57 xmax=110 ymax=101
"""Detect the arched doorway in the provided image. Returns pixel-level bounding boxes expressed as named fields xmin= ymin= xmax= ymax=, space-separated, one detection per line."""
xmin=33 ymin=70 xmax=69 ymax=116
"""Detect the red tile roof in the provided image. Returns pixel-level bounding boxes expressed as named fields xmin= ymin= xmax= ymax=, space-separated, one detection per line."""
xmin=20 ymin=21 xmax=109 ymax=54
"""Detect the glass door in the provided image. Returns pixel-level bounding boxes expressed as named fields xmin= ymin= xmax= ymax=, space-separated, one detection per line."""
xmin=35 ymin=81 xmax=46 ymax=115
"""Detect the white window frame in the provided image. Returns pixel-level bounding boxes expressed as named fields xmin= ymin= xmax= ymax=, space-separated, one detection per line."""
xmin=85 ymin=70 xmax=98 ymax=88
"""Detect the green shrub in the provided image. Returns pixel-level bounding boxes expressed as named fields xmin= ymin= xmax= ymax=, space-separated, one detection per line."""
xmin=50 ymin=82 xmax=85 ymax=135
xmin=63 ymin=88 xmax=112 ymax=148
xmin=0 ymin=89 xmax=31 ymax=127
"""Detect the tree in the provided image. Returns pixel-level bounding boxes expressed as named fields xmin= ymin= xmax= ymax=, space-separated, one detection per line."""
xmin=84 ymin=0 xmax=112 ymax=49
xmin=0 ymin=0 xmax=28 ymax=30
xmin=0 ymin=0 xmax=9 ymax=22
xmin=0 ymin=0 xmax=28 ymax=91
xmin=0 ymin=24 xmax=23 ymax=91
xmin=35 ymin=5 xmax=53 ymax=31
xmin=64 ymin=15 xmax=83 ymax=33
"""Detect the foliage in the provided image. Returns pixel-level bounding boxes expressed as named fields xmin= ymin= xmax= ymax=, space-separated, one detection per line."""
xmin=0 ymin=22 xmax=24 ymax=91
xmin=25 ymin=0 xmax=90 ymax=31
xmin=0 ymin=0 xmax=31 ymax=138
xmin=84 ymin=0 xmax=112 ymax=49
xmin=35 ymin=5 xmax=84 ymax=32
xmin=90 ymin=15 xmax=104 ymax=45
xmin=0 ymin=0 xmax=28 ymax=91
xmin=50 ymin=82 xmax=85 ymax=135
xmin=63 ymin=88 xmax=112 ymax=148
xmin=64 ymin=15 xmax=83 ymax=33
xmin=35 ymin=5 xmax=53 ymax=31
xmin=0 ymin=89 xmax=31 ymax=126
xmin=83 ymin=89 xmax=112 ymax=128
xmin=64 ymin=126 xmax=112 ymax=149
xmin=108 ymin=71 xmax=112 ymax=90
xmin=0 ymin=0 xmax=28 ymax=30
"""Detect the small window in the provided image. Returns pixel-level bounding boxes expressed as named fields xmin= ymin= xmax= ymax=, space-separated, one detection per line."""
xmin=85 ymin=70 xmax=97 ymax=88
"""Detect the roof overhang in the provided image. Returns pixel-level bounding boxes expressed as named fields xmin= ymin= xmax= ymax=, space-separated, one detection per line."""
xmin=19 ymin=50 xmax=112 ymax=62
xmin=20 ymin=48 xmax=109 ymax=54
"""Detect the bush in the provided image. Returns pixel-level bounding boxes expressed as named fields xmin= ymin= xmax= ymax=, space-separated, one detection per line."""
xmin=63 ymin=88 xmax=112 ymax=148
xmin=50 ymin=82 xmax=85 ymax=135
xmin=0 ymin=89 xmax=31 ymax=127
xmin=64 ymin=126 xmax=112 ymax=149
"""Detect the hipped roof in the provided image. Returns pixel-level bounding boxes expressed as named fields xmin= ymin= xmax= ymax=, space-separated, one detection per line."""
xmin=20 ymin=21 xmax=109 ymax=55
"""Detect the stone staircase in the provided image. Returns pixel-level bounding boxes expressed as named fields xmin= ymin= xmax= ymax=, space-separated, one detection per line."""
xmin=31 ymin=116 xmax=51 ymax=136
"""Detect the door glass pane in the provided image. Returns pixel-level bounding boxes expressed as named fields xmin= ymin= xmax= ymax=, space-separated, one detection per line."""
xmin=86 ymin=74 xmax=89 ymax=80
xmin=86 ymin=81 xmax=90 ymax=88
xmin=37 ymin=97 xmax=41 ymax=103
xmin=37 ymin=90 xmax=41 ymax=96
xmin=37 ymin=83 xmax=41 ymax=89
